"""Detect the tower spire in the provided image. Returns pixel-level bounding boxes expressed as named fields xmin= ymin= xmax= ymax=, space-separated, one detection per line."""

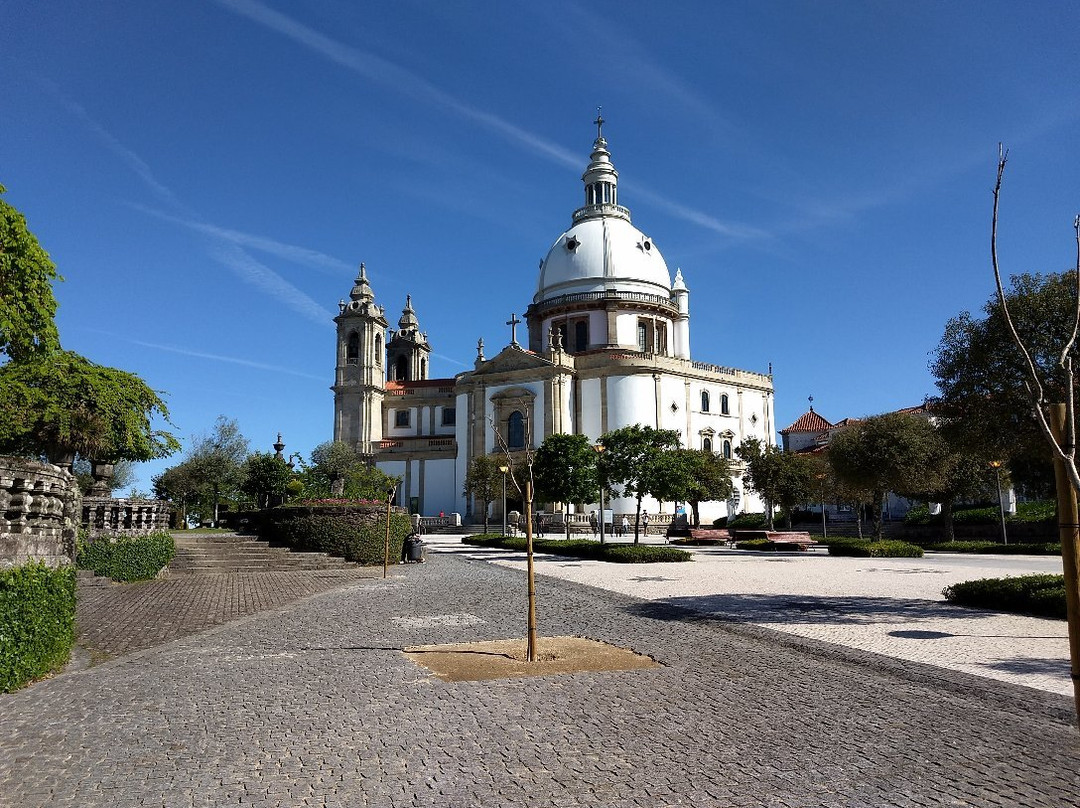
xmin=594 ymin=106 xmax=604 ymax=142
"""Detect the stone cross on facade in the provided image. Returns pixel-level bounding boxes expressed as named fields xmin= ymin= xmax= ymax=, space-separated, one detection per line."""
xmin=506 ymin=313 xmax=521 ymax=345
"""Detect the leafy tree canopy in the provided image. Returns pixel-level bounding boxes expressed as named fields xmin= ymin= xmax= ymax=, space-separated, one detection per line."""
xmin=736 ymin=437 xmax=813 ymax=530
xmin=0 ymin=349 xmax=180 ymax=464
xmin=533 ymin=433 xmax=599 ymax=508
xmin=464 ymin=453 xmax=507 ymax=534
xmin=241 ymin=452 xmax=294 ymax=509
xmin=300 ymin=440 xmax=398 ymax=501
xmin=600 ymin=425 xmax=682 ymax=542
xmin=674 ymin=449 xmax=734 ymax=528
xmin=930 ymin=271 xmax=1078 ymax=494
xmin=0 ymin=183 xmax=61 ymax=362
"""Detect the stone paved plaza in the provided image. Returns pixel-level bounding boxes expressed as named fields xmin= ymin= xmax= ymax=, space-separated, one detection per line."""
xmin=1 ymin=537 xmax=1078 ymax=807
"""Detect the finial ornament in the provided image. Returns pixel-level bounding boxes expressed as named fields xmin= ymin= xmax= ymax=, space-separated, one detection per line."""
xmin=808 ymin=394 xmax=814 ymax=411
xmin=477 ymin=337 xmax=484 ymax=360
xmin=594 ymin=107 xmax=604 ymax=140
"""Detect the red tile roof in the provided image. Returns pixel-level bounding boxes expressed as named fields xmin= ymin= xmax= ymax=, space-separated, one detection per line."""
xmin=780 ymin=408 xmax=833 ymax=434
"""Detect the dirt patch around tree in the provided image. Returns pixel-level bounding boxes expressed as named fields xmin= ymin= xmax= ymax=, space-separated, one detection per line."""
xmin=403 ymin=635 xmax=661 ymax=682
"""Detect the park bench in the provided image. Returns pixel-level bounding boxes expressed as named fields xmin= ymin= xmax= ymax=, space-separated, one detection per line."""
xmin=729 ymin=529 xmax=819 ymax=550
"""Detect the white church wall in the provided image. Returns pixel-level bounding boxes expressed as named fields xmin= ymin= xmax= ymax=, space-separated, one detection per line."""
xmin=579 ymin=377 xmax=603 ymax=440
xmin=606 ymin=374 xmax=657 ymax=431
xmin=421 ymin=458 xmax=458 ymax=517
xmin=483 ymin=381 xmax=547 ymax=452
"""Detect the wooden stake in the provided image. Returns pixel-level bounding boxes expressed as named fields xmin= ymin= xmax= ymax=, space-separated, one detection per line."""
xmin=525 ymin=479 xmax=538 ymax=662
xmin=1048 ymin=403 xmax=1080 ymax=727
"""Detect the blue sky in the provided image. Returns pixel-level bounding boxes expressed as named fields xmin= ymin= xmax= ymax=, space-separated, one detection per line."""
xmin=3 ymin=1 xmax=1079 ymax=495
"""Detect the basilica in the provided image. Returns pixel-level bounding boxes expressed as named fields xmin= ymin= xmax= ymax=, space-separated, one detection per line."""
xmin=332 ymin=121 xmax=776 ymax=524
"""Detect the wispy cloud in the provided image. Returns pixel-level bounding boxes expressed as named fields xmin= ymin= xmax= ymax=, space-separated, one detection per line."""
xmin=132 ymin=204 xmax=352 ymax=274
xmin=216 ymin=0 xmax=580 ymax=170
xmin=130 ymin=339 xmax=326 ymax=381
xmin=214 ymin=0 xmax=764 ymax=244
xmin=48 ymin=86 xmax=335 ymax=326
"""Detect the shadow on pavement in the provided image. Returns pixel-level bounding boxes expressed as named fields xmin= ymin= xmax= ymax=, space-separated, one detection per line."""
xmin=622 ymin=592 xmax=1001 ymax=625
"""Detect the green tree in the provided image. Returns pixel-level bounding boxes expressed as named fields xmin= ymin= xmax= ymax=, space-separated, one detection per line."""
xmin=674 ymin=449 xmax=734 ymax=528
xmin=303 ymin=440 xmax=397 ymax=501
xmin=464 ymin=454 xmax=505 ymax=534
xmin=241 ymin=452 xmax=294 ymax=509
xmin=533 ymin=433 xmax=600 ymax=539
xmin=736 ymin=437 xmax=814 ymax=530
xmin=0 ymin=350 xmax=180 ymax=466
xmin=826 ymin=413 xmax=944 ymax=539
xmin=187 ymin=416 xmax=249 ymax=527
xmin=600 ymin=425 xmax=682 ymax=543
xmin=152 ymin=459 xmax=201 ymax=528
xmin=0 ymin=183 xmax=61 ymax=362
xmin=930 ymin=271 xmax=1080 ymax=495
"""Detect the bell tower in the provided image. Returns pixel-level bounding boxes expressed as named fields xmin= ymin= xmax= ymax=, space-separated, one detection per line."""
xmin=333 ymin=263 xmax=389 ymax=455
xmin=385 ymin=295 xmax=432 ymax=382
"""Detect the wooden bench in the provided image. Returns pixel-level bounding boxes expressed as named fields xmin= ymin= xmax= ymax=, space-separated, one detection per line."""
xmin=730 ymin=530 xmax=819 ymax=550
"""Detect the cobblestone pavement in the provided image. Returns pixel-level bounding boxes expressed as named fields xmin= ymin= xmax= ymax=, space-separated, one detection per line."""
xmin=75 ymin=568 xmax=379 ymax=659
xmin=432 ymin=537 xmax=1073 ymax=696
xmin=2 ymin=550 xmax=1079 ymax=807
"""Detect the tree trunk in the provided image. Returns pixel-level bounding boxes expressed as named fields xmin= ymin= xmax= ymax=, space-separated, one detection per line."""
xmin=482 ymin=499 xmax=489 ymax=535
xmin=634 ymin=495 xmax=644 ymax=544
xmin=940 ymin=499 xmax=955 ymax=543
xmin=691 ymin=500 xmax=700 ymax=529
xmin=856 ymin=504 xmax=864 ymax=540
xmin=766 ymin=498 xmax=775 ymax=531
xmin=872 ymin=493 xmax=884 ymax=540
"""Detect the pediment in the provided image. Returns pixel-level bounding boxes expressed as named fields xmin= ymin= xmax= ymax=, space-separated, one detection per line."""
xmin=472 ymin=345 xmax=554 ymax=376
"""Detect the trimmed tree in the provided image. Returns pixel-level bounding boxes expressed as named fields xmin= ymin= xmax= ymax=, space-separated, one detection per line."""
xmin=675 ymin=449 xmax=734 ymax=528
xmin=533 ymin=433 xmax=599 ymax=539
xmin=736 ymin=437 xmax=814 ymax=530
xmin=600 ymin=425 xmax=682 ymax=543
xmin=463 ymin=454 xmax=503 ymax=534
xmin=241 ymin=452 xmax=295 ymax=509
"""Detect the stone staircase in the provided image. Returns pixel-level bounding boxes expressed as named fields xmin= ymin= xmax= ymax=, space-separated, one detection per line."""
xmin=168 ymin=532 xmax=359 ymax=575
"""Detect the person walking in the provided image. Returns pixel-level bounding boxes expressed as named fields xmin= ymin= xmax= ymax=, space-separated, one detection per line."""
xmin=642 ymin=511 xmax=650 ymax=537
xmin=589 ymin=511 xmax=598 ymax=537
xmin=620 ymin=515 xmax=629 ymax=537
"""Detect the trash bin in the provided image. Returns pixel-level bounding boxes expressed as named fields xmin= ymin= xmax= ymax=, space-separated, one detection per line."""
xmin=404 ymin=534 xmax=425 ymax=562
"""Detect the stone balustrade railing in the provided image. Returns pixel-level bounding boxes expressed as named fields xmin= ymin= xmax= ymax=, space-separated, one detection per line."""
xmin=0 ymin=457 xmax=80 ymax=569
xmin=81 ymin=497 xmax=172 ymax=540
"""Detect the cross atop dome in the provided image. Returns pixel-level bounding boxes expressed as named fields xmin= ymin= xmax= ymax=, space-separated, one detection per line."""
xmin=594 ymin=107 xmax=605 ymax=143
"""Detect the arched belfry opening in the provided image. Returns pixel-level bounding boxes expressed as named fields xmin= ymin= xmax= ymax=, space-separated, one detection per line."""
xmin=385 ymin=294 xmax=432 ymax=382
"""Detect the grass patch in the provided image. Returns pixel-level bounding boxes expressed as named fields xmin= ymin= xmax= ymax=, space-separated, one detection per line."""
xmin=462 ymin=534 xmax=691 ymax=563
xmin=942 ymin=574 xmax=1066 ymax=620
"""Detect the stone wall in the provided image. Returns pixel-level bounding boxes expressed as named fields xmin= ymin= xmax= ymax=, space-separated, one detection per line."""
xmin=82 ymin=497 xmax=172 ymax=540
xmin=0 ymin=456 xmax=80 ymax=569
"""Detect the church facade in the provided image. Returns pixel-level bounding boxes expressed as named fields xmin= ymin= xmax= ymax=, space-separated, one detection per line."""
xmin=332 ymin=122 xmax=776 ymax=523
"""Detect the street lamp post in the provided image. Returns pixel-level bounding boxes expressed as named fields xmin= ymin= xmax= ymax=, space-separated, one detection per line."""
xmin=990 ymin=460 xmax=1008 ymax=545
xmin=498 ymin=464 xmax=509 ymax=536
xmin=593 ymin=443 xmax=606 ymax=544
xmin=383 ymin=481 xmax=398 ymax=578
xmin=815 ymin=472 xmax=828 ymax=539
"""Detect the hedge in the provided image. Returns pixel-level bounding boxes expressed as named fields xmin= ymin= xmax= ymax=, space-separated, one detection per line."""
xmin=734 ymin=538 xmax=813 ymax=551
xmin=260 ymin=505 xmax=412 ymax=565
xmin=905 ymin=501 xmax=1055 ymax=526
xmin=1 ymin=562 xmax=76 ymax=692
xmin=942 ymin=574 xmax=1066 ymax=620
xmin=723 ymin=513 xmax=769 ymax=530
xmin=923 ymin=540 xmax=1061 ymax=555
xmin=462 ymin=534 xmax=691 ymax=563
xmin=77 ymin=530 xmax=175 ymax=582
xmin=827 ymin=539 xmax=924 ymax=558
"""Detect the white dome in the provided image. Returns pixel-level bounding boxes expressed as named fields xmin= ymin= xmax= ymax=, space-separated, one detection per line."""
xmin=535 ymin=216 xmax=671 ymax=302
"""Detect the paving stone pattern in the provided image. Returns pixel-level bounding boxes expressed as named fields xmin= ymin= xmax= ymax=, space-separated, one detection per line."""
xmin=3 ymin=551 xmax=1079 ymax=807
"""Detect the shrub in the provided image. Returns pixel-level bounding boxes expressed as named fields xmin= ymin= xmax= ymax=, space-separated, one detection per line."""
xmin=905 ymin=501 xmax=1055 ymax=526
xmin=77 ymin=530 xmax=175 ymax=581
xmin=712 ymin=516 xmax=728 ymax=528
xmin=828 ymin=539 xmax=923 ymax=558
xmin=0 ymin=562 xmax=76 ymax=692
xmin=461 ymin=535 xmax=691 ymax=563
xmin=923 ymin=540 xmax=1061 ymax=555
xmin=261 ymin=505 xmax=411 ymax=565
xmin=734 ymin=538 xmax=812 ymax=551
xmin=726 ymin=513 xmax=768 ymax=529
xmin=943 ymin=574 xmax=1066 ymax=620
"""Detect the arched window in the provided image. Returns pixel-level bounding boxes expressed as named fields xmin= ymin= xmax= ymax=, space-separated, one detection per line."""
xmin=574 ymin=321 xmax=588 ymax=353
xmin=396 ymin=355 xmax=408 ymax=381
xmin=703 ymin=437 xmax=713 ymax=453
xmin=722 ymin=439 xmax=732 ymax=459
xmin=637 ymin=322 xmax=648 ymax=352
xmin=346 ymin=332 xmax=359 ymax=364
xmin=419 ymin=358 xmax=427 ymax=379
xmin=507 ymin=411 xmax=525 ymax=449
xmin=721 ymin=394 xmax=730 ymax=415
xmin=374 ymin=334 xmax=382 ymax=364
xmin=701 ymin=390 xmax=710 ymax=412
